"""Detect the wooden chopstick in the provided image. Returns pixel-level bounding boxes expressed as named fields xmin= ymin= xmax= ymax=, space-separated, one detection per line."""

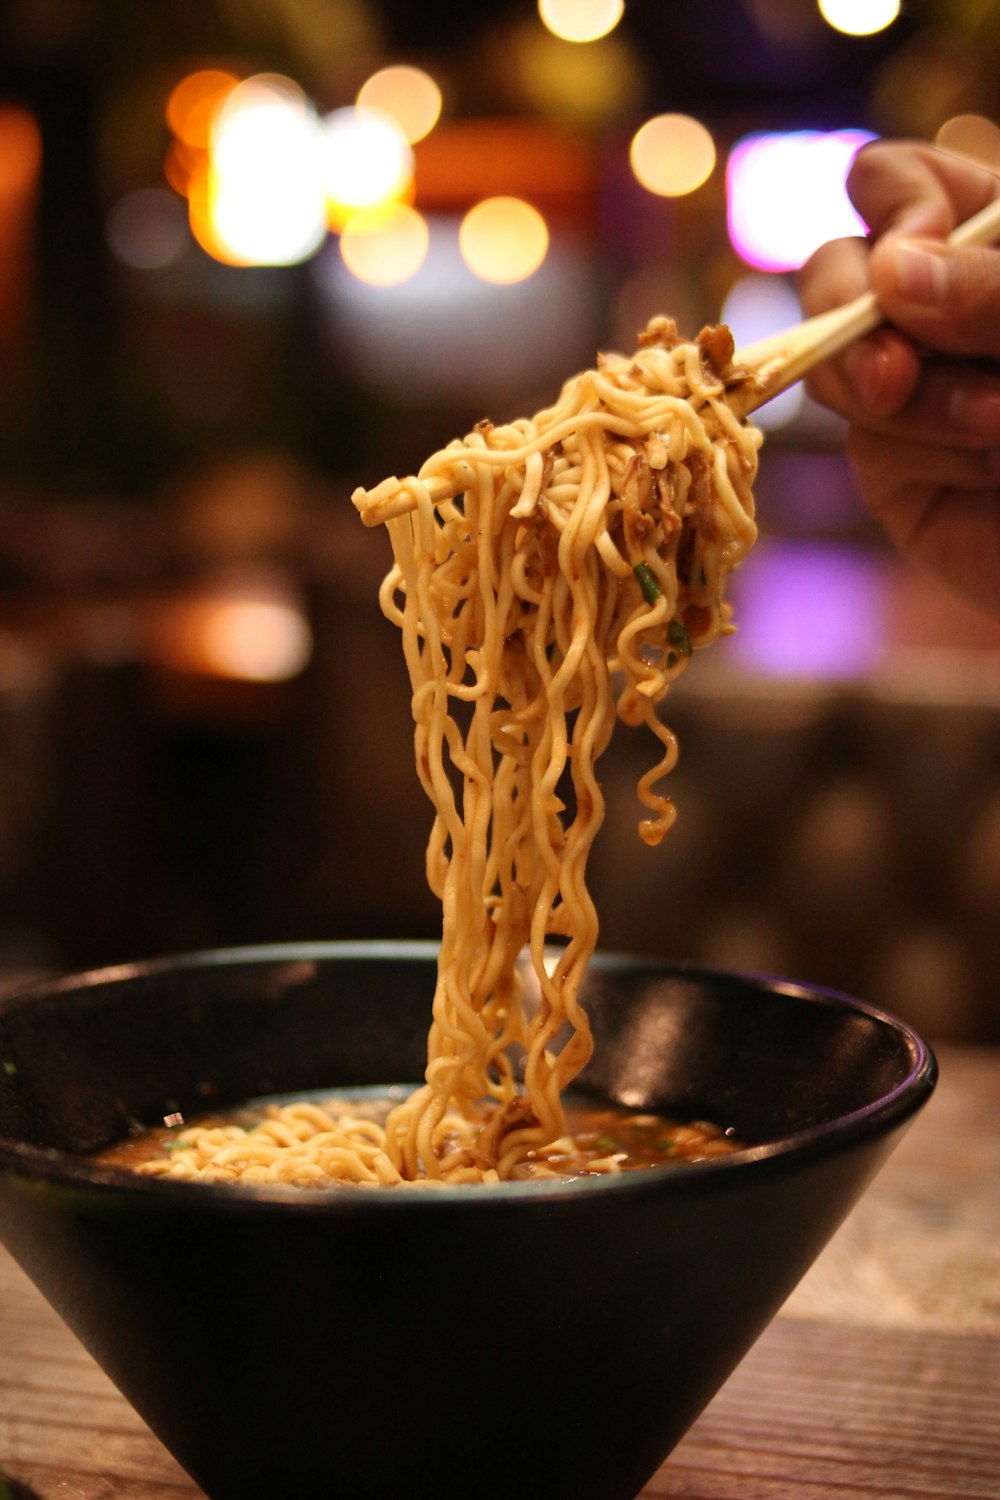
xmin=728 ymin=192 xmax=1000 ymax=418
xmin=354 ymin=193 xmax=1000 ymax=524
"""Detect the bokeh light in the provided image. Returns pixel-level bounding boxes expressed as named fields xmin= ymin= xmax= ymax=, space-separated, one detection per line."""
xmin=198 ymin=598 xmax=312 ymax=682
xmin=166 ymin=69 xmax=239 ymax=149
xmin=458 ymin=196 xmax=550 ymax=283
xmin=106 ymin=187 xmax=190 ymax=270
xmin=936 ymin=113 xmax=1000 ymax=170
xmin=630 ymin=114 xmax=717 ymax=197
xmin=156 ymin=591 xmax=313 ymax=682
xmin=205 ymin=76 xmax=327 ymax=266
xmin=0 ymin=104 xmax=42 ymax=350
xmin=721 ymin=273 xmax=803 ymax=429
xmin=357 ymin=65 xmax=442 ymax=144
xmin=0 ymin=103 xmax=41 ymax=195
xmin=727 ymin=129 xmax=875 ymax=272
xmin=729 ymin=541 xmax=885 ymax=680
xmin=163 ymin=137 xmax=201 ymax=198
xmin=817 ymin=0 xmax=900 ymax=37
xmin=318 ymin=215 xmax=592 ymax=406
xmin=322 ymin=106 xmax=414 ymax=229
xmin=511 ymin=19 xmax=643 ymax=126
xmin=340 ymin=203 xmax=430 ymax=286
xmin=538 ymin=0 xmax=624 ymax=43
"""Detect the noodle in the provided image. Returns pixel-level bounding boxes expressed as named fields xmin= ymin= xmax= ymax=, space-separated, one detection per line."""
xmin=139 ymin=317 xmax=760 ymax=1188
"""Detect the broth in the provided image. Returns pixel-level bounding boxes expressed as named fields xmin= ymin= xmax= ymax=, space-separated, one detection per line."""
xmin=92 ymin=1089 xmax=742 ymax=1187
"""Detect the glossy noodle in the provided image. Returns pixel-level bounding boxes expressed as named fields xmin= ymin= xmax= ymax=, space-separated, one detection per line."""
xmin=135 ymin=317 xmax=760 ymax=1187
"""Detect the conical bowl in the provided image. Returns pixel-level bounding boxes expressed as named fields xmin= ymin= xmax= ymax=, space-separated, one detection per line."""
xmin=0 ymin=943 xmax=936 ymax=1500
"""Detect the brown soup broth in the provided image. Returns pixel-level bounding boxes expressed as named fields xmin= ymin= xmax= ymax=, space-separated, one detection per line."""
xmin=92 ymin=1087 xmax=742 ymax=1181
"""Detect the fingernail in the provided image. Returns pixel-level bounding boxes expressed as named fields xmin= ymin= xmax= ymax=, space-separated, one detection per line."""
xmin=888 ymin=239 xmax=950 ymax=304
xmin=950 ymin=384 xmax=1000 ymax=438
xmin=844 ymin=340 xmax=890 ymax=409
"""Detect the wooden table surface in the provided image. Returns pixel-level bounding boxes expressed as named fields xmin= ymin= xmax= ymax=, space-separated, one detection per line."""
xmin=2 ymin=1043 xmax=998 ymax=1500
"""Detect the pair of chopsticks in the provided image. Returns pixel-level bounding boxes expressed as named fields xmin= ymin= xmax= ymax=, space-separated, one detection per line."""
xmin=729 ymin=192 xmax=1000 ymax=418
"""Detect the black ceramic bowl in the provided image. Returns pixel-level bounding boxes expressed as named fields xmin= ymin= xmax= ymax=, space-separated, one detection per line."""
xmin=0 ymin=942 xmax=935 ymax=1500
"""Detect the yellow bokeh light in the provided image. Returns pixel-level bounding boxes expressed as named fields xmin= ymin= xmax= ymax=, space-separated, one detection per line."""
xmin=322 ymin=106 xmax=414 ymax=228
xmin=459 ymin=196 xmax=549 ymax=284
xmin=166 ymin=69 xmax=240 ymax=149
xmin=357 ymin=65 xmax=442 ymax=145
xmin=538 ymin=0 xmax=624 ymax=44
xmin=512 ymin=21 xmax=642 ymax=127
xmin=936 ymin=114 xmax=1000 ymax=170
xmin=339 ymin=203 xmax=430 ymax=286
xmin=629 ymin=114 xmax=716 ymax=197
xmin=817 ymin=0 xmax=900 ymax=37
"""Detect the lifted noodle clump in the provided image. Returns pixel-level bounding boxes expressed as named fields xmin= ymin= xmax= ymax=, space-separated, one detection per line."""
xmin=144 ymin=319 xmax=760 ymax=1188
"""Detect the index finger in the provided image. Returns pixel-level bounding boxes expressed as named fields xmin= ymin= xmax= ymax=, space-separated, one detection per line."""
xmin=847 ymin=139 xmax=1000 ymax=242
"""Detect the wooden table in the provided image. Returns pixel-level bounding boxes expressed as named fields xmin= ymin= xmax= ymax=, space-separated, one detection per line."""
xmin=2 ymin=1044 xmax=998 ymax=1500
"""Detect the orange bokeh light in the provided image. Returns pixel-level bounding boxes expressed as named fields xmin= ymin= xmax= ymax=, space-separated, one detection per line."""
xmin=166 ymin=69 xmax=240 ymax=150
xmin=186 ymin=164 xmax=248 ymax=266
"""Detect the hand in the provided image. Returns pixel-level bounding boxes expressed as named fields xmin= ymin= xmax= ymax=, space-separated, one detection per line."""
xmin=799 ymin=139 xmax=1000 ymax=617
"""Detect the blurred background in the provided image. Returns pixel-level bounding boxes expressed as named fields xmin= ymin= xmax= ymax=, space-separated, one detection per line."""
xmin=1 ymin=0 xmax=999 ymax=1042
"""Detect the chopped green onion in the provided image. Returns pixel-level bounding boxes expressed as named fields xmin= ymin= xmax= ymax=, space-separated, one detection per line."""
xmin=2 ymin=1060 xmax=15 ymax=1077
xmin=633 ymin=561 xmax=661 ymax=605
xmin=667 ymin=619 xmax=692 ymax=657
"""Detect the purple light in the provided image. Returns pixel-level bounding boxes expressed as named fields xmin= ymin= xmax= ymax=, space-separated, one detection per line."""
xmin=729 ymin=541 xmax=886 ymax=679
xmin=726 ymin=130 xmax=876 ymax=272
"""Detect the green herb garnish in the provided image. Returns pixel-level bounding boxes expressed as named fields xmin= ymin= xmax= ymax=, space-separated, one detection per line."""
xmin=667 ymin=618 xmax=692 ymax=657
xmin=1 ymin=1061 xmax=15 ymax=1077
xmin=633 ymin=561 xmax=661 ymax=605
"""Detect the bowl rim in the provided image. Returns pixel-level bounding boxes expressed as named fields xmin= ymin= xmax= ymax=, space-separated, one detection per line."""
xmin=0 ymin=941 xmax=938 ymax=1209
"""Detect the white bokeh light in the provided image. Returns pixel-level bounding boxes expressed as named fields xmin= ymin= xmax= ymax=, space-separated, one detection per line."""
xmin=727 ymin=129 xmax=875 ymax=272
xmin=208 ymin=76 xmax=327 ymax=266
xmin=818 ymin=0 xmax=900 ymax=37
xmin=538 ymin=0 xmax=624 ymax=43
xmin=321 ymin=106 xmax=414 ymax=218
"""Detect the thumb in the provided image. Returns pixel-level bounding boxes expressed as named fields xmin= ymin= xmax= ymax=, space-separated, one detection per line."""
xmin=869 ymin=236 xmax=1000 ymax=358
